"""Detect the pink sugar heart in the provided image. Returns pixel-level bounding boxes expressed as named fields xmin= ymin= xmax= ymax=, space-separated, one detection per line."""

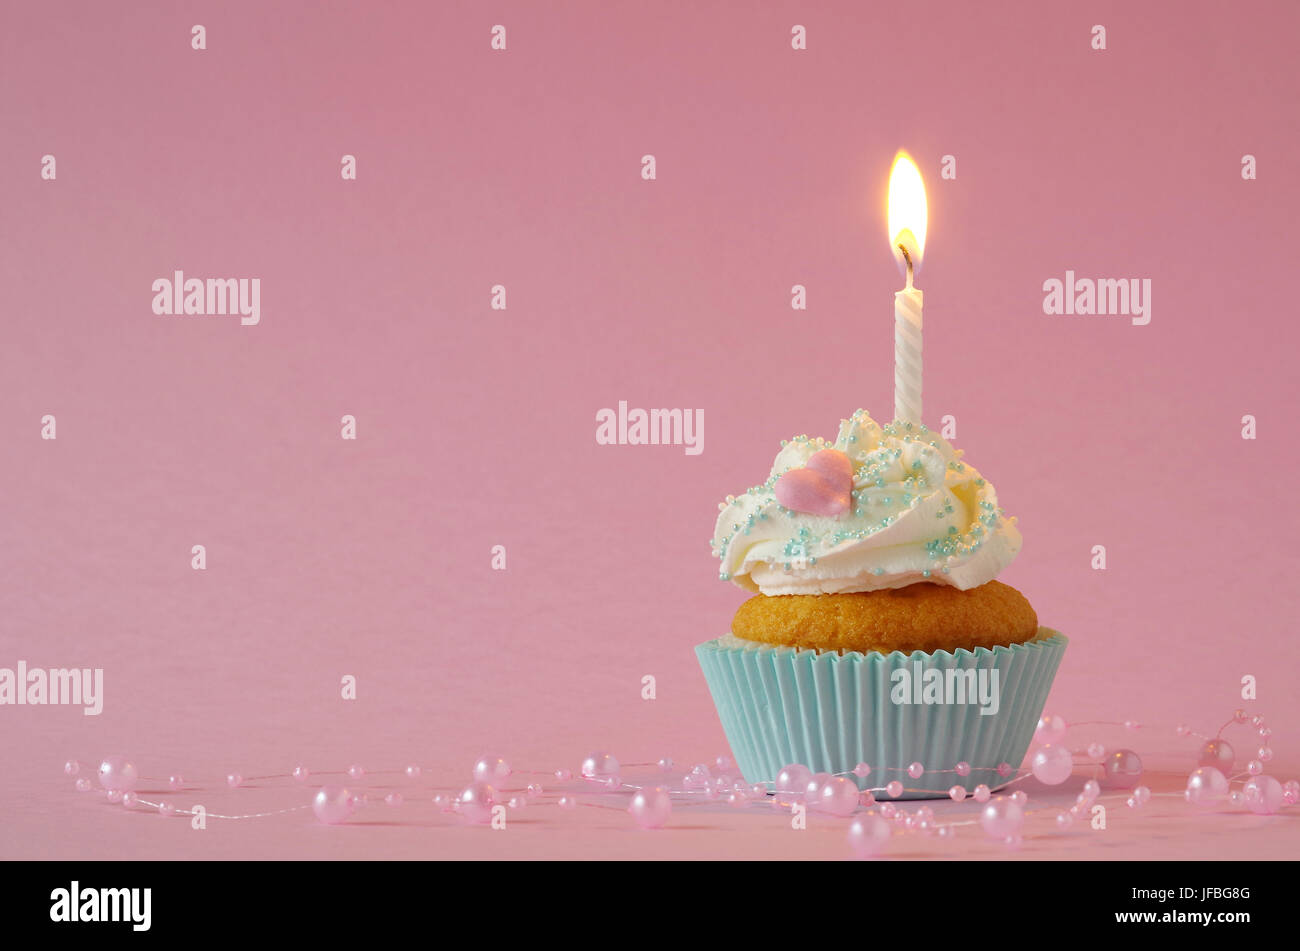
xmin=774 ymin=448 xmax=853 ymax=517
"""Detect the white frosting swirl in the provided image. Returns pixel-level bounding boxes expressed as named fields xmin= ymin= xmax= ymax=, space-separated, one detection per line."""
xmin=711 ymin=410 xmax=1021 ymax=595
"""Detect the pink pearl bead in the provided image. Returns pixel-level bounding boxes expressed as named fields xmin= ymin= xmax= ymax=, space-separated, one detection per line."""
xmin=973 ymin=784 xmax=991 ymax=803
xmin=1010 ymin=790 xmax=1028 ymax=806
xmin=473 ymin=755 xmax=511 ymax=784
xmin=1233 ymin=709 xmax=1249 ymax=723
xmin=1034 ymin=714 xmax=1067 ymax=745
xmin=1258 ymin=747 xmax=1274 ymax=763
xmin=1101 ymin=749 xmax=1142 ymax=789
xmin=878 ymin=803 xmax=897 ymax=818
xmin=347 ymin=765 xmax=365 ymax=781
xmin=1251 ymin=715 xmax=1265 ymax=727
xmin=226 ymin=773 xmax=242 ymax=788
xmin=558 ymin=795 xmax=577 ymax=810
xmin=948 ymin=785 xmax=967 ymax=802
xmin=349 ymin=792 xmax=367 ymax=810
xmin=121 ymin=791 xmax=138 ymax=809
xmin=1125 ymin=796 xmax=1138 ymax=809
xmin=508 ymin=797 xmax=525 ymax=809
xmin=955 ymin=761 xmax=971 ymax=777
xmin=907 ymin=762 xmax=924 ymax=779
xmin=885 ymin=781 xmax=903 ymax=798
xmin=1134 ymin=785 xmax=1151 ymax=804
xmin=750 ymin=784 xmax=767 ymax=799
xmin=996 ymin=762 xmax=1012 ymax=778
xmin=384 ymin=793 xmax=403 ymax=807
xmin=980 ymin=797 xmax=1024 ymax=839
xmin=1229 ymin=790 xmax=1244 ymax=806
xmin=1030 ymin=744 xmax=1073 ymax=785
xmin=1055 ymin=810 xmax=1073 ymax=829
xmin=604 ymin=775 xmax=623 ymax=790
xmin=629 ymin=786 xmax=672 ymax=828
xmin=75 ymin=778 xmax=92 ymax=793
xmin=580 ymin=752 xmax=618 ymax=780
xmin=1082 ymin=779 xmax=1101 ymax=800
xmin=1198 ymin=738 xmax=1234 ymax=771
xmin=64 ymin=760 xmax=79 ymax=776
xmin=937 ymin=825 xmax=955 ymax=839
xmin=1184 ymin=767 xmax=1229 ymax=807
xmin=158 ymin=802 xmax=175 ymax=818
xmin=715 ymin=756 xmax=734 ymax=770
xmin=105 ymin=789 xmax=122 ymax=803
xmin=1259 ymin=727 xmax=1272 ymax=740
xmin=312 ymin=786 xmax=354 ymax=824
xmin=685 ymin=764 xmax=712 ymax=788
xmin=1243 ymin=777 xmax=1286 ymax=815
xmin=457 ymin=782 xmax=498 ymax=824
xmin=818 ymin=776 xmax=861 ymax=817
xmin=859 ymin=790 xmax=875 ymax=806
xmin=727 ymin=792 xmax=747 ymax=809
xmin=847 ymin=815 xmax=891 ymax=858
xmin=775 ymin=764 xmax=812 ymax=797
xmin=97 ymin=756 xmax=138 ymax=792
xmin=1246 ymin=759 xmax=1263 ymax=775
xmin=852 ymin=762 xmax=872 ymax=778
xmin=526 ymin=783 xmax=543 ymax=799
xmin=554 ymin=768 xmax=572 ymax=781
xmin=292 ymin=766 xmax=309 ymax=783
xmin=1282 ymin=780 xmax=1300 ymax=805
xmin=168 ymin=775 xmax=184 ymax=791
xmin=1086 ymin=743 xmax=1105 ymax=760
xmin=405 ymin=765 xmax=421 ymax=779
xmin=805 ymin=772 xmax=832 ymax=803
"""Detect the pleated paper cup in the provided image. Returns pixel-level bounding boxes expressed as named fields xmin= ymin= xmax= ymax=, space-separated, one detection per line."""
xmin=696 ymin=629 xmax=1067 ymax=800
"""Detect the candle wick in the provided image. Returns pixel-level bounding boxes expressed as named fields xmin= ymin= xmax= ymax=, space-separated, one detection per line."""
xmin=899 ymin=244 xmax=914 ymax=288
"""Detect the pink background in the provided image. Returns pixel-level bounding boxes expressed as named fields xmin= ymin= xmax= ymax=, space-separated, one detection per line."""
xmin=2 ymin=0 xmax=1298 ymax=859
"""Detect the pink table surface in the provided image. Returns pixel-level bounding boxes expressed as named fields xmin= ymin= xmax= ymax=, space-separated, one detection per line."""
xmin=3 ymin=0 xmax=1299 ymax=859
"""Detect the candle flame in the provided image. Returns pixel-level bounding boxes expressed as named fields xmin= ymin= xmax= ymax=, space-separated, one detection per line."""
xmin=888 ymin=151 xmax=927 ymax=277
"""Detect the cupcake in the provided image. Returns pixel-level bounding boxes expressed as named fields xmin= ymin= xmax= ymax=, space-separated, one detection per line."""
xmin=696 ymin=410 xmax=1066 ymax=799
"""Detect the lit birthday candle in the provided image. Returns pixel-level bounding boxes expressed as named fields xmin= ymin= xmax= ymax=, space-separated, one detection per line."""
xmin=888 ymin=152 xmax=928 ymax=425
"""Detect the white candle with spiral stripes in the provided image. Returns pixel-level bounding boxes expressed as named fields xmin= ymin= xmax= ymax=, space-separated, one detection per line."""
xmin=894 ymin=272 xmax=923 ymax=424
xmin=887 ymin=152 xmax=928 ymax=426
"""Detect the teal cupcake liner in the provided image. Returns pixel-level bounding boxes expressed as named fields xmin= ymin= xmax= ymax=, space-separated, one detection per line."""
xmin=696 ymin=629 xmax=1067 ymax=800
